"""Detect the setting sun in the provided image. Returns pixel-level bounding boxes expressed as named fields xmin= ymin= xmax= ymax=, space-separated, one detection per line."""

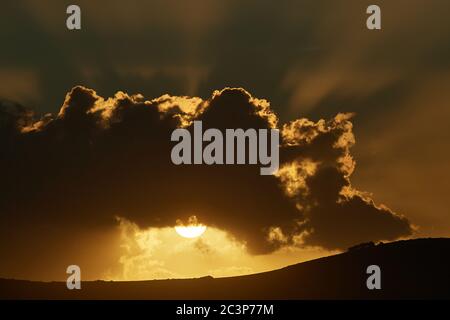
xmin=174 ymin=216 xmax=207 ymax=238
xmin=175 ymin=225 xmax=207 ymax=238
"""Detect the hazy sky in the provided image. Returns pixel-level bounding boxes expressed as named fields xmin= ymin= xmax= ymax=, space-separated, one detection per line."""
xmin=0 ymin=0 xmax=449 ymax=281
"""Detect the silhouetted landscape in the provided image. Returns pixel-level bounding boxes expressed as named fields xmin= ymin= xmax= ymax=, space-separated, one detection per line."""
xmin=1 ymin=238 xmax=449 ymax=300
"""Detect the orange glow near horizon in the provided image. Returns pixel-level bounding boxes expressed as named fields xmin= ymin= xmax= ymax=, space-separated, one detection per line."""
xmin=108 ymin=217 xmax=334 ymax=281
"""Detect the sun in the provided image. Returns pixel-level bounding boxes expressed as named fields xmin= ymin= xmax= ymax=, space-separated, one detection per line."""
xmin=175 ymin=225 xmax=207 ymax=238
xmin=175 ymin=216 xmax=207 ymax=238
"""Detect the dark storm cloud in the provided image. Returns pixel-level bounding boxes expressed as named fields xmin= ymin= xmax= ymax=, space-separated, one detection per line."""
xmin=0 ymin=87 xmax=412 ymax=254
xmin=279 ymin=112 xmax=412 ymax=249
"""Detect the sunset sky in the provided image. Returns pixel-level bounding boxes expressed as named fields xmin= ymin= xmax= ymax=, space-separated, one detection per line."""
xmin=0 ymin=0 xmax=449 ymax=281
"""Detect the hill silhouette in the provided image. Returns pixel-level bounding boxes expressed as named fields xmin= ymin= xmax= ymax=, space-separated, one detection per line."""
xmin=1 ymin=238 xmax=449 ymax=299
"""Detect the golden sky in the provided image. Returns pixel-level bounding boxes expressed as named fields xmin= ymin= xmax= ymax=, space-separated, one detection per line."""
xmin=0 ymin=0 xmax=449 ymax=281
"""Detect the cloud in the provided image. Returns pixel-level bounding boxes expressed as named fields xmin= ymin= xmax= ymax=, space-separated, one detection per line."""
xmin=0 ymin=86 xmax=412 ymax=259
xmin=279 ymin=111 xmax=413 ymax=249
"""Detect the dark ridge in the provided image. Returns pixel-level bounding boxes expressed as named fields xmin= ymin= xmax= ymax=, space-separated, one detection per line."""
xmin=1 ymin=238 xmax=449 ymax=299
